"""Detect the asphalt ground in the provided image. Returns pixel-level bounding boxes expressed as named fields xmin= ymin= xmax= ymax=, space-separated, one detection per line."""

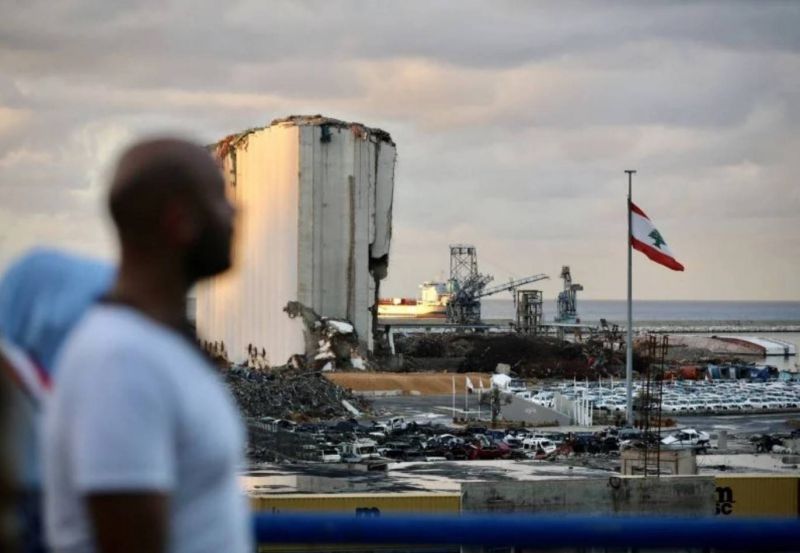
xmin=368 ymin=395 xmax=798 ymax=436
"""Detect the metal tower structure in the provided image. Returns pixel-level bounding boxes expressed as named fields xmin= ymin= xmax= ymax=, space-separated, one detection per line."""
xmin=449 ymin=244 xmax=478 ymax=287
xmin=446 ymin=272 xmax=493 ymax=324
xmin=514 ymin=290 xmax=543 ymax=334
xmin=448 ymin=273 xmax=550 ymax=324
xmin=555 ymin=265 xmax=583 ymax=323
xmin=447 ymin=244 xmax=485 ymax=324
xmin=446 ymin=244 xmax=549 ymax=324
xmin=639 ymin=334 xmax=668 ymax=476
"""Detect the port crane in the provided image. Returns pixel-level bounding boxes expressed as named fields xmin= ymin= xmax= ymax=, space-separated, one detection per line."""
xmin=555 ymin=265 xmax=583 ymax=323
xmin=447 ymin=272 xmax=550 ymax=324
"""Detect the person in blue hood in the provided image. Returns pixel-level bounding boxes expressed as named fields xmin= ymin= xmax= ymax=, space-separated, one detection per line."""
xmin=0 ymin=247 xmax=113 ymax=552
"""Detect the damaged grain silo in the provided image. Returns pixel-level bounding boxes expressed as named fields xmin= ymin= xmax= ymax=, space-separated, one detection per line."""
xmin=195 ymin=115 xmax=396 ymax=367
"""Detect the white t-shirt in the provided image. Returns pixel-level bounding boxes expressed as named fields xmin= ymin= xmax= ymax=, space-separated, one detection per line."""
xmin=43 ymin=305 xmax=252 ymax=553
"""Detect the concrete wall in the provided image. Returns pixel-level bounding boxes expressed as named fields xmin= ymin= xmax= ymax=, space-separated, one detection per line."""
xmin=621 ymin=449 xmax=698 ymax=475
xmin=196 ymin=124 xmax=306 ymax=366
xmin=250 ymin=493 xmax=460 ymax=514
xmin=196 ymin=116 xmax=396 ymax=365
xmin=461 ymin=477 xmax=716 ymax=516
xmin=296 ymin=124 xmax=394 ymax=351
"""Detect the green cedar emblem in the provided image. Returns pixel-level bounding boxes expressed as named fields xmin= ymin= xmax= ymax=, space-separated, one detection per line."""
xmin=649 ymin=229 xmax=666 ymax=249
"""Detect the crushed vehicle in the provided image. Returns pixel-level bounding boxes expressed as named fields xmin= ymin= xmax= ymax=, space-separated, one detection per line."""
xmin=423 ymin=434 xmax=469 ymax=460
xmin=521 ymin=437 xmax=558 ymax=458
xmin=467 ymin=435 xmax=511 ymax=460
xmin=661 ymin=428 xmax=711 ymax=451
xmin=750 ymin=433 xmax=790 ymax=453
xmin=339 ymin=438 xmax=382 ymax=462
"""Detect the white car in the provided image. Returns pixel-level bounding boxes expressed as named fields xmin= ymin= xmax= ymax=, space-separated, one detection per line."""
xmin=522 ymin=437 xmax=557 ymax=457
xmin=320 ymin=448 xmax=342 ymax=463
xmin=661 ymin=402 xmax=679 ymax=413
xmin=662 ymin=428 xmax=710 ymax=450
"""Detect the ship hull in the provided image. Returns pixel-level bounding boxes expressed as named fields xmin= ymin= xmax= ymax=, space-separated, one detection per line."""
xmin=377 ymin=302 xmax=446 ymax=319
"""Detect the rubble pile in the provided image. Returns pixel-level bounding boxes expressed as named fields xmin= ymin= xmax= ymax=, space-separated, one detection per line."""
xmin=389 ymin=332 xmax=647 ymax=377
xmin=749 ymin=430 xmax=800 ymax=454
xmin=247 ymin=424 xmax=321 ymax=462
xmin=284 ymin=300 xmax=367 ymax=371
xmin=224 ymin=366 xmax=371 ymax=420
xmin=458 ymin=334 xmax=617 ymax=378
xmin=393 ymin=334 xmax=471 ymax=359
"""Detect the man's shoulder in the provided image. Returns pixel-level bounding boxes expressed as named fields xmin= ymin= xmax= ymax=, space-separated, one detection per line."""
xmin=58 ymin=304 xmax=198 ymax=376
xmin=69 ymin=304 xmax=166 ymax=349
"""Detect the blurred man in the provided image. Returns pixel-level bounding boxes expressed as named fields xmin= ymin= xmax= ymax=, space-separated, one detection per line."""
xmin=43 ymin=138 xmax=250 ymax=553
xmin=0 ymin=249 xmax=113 ymax=552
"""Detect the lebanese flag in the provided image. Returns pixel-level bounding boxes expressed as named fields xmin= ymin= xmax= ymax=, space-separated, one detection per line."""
xmin=630 ymin=202 xmax=685 ymax=271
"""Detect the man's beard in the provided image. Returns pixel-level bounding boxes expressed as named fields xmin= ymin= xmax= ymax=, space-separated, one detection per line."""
xmin=184 ymin=224 xmax=232 ymax=281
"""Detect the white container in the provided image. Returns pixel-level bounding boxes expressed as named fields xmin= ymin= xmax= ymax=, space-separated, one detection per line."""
xmin=196 ymin=116 xmax=396 ymax=365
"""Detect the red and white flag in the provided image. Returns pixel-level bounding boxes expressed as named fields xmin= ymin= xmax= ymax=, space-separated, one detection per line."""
xmin=630 ymin=202 xmax=684 ymax=271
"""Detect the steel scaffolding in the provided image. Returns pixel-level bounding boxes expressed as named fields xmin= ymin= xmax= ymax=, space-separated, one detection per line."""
xmin=514 ymin=289 xmax=543 ymax=334
xmin=449 ymin=244 xmax=478 ymax=286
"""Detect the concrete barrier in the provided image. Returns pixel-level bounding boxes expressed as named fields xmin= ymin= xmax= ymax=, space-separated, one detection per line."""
xmin=461 ymin=476 xmax=716 ymax=516
xmin=621 ymin=449 xmax=697 ymax=475
xmin=500 ymin=394 xmax=571 ymax=426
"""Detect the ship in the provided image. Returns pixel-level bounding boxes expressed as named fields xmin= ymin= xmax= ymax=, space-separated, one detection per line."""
xmin=377 ymin=281 xmax=451 ymax=319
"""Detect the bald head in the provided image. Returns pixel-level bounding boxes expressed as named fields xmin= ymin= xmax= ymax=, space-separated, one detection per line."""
xmin=108 ymin=137 xmax=234 ymax=280
xmin=109 ymin=138 xmax=222 ymax=238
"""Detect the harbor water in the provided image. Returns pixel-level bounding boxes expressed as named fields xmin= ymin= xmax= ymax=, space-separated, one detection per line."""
xmin=481 ymin=299 xmax=800 ymax=325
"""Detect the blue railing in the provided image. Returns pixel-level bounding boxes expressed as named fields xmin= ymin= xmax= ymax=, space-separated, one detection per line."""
xmin=254 ymin=513 xmax=800 ymax=550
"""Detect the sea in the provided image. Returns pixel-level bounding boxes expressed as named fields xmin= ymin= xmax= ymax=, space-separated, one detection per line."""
xmin=481 ymin=299 xmax=800 ymax=325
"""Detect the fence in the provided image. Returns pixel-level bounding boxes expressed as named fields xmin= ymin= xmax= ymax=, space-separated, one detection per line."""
xmin=253 ymin=513 xmax=799 ymax=550
xmin=552 ymin=392 xmax=593 ymax=426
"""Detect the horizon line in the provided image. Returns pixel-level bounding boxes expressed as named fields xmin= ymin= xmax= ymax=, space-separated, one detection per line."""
xmin=479 ymin=298 xmax=800 ymax=303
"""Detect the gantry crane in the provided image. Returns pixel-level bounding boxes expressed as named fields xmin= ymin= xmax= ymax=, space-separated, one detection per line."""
xmin=555 ymin=265 xmax=583 ymax=323
xmin=447 ymin=272 xmax=549 ymax=324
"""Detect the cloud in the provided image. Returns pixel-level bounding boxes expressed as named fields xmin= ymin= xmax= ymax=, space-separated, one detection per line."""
xmin=0 ymin=1 xmax=798 ymax=300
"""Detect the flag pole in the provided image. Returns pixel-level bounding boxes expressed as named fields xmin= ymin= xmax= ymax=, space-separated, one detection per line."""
xmin=452 ymin=376 xmax=456 ymax=421
xmin=464 ymin=377 xmax=469 ymax=419
xmin=625 ymin=169 xmax=636 ymax=426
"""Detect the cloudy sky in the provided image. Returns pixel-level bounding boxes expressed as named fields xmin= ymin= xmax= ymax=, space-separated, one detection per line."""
xmin=1 ymin=1 xmax=798 ymax=300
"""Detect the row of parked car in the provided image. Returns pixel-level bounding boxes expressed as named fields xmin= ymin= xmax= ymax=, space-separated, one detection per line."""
xmin=256 ymin=416 xmax=720 ymax=463
xmin=645 ymin=381 xmax=800 ymax=414
xmin=517 ymin=380 xmax=800 ymax=415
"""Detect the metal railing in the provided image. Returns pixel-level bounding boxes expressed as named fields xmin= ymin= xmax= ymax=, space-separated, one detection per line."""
xmin=254 ymin=513 xmax=800 ymax=550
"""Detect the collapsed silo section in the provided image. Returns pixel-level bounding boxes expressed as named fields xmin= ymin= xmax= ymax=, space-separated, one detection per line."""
xmin=195 ymin=116 xmax=396 ymax=367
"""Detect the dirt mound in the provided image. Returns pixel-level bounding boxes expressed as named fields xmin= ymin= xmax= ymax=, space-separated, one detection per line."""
xmin=393 ymin=334 xmax=473 ymax=358
xmin=391 ymin=332 xmax=629 ymax=379
xmin=326 ymin=372 xmax=490 ymax=395
xmin=458 ymin=334 xmax=589 ymax=377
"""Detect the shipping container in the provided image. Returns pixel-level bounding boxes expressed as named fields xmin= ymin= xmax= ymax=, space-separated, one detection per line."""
xmin=196 ymin=116 xmax=396 ymax=365
xmin=251 ymin=493 xmax=460 ymax=515
xmin=714 ymin=475 xmax=799 ymax=517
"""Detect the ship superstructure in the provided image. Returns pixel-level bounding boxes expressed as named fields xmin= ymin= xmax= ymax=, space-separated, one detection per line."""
xmin=377 ymin=281 xmax=451 ymax=319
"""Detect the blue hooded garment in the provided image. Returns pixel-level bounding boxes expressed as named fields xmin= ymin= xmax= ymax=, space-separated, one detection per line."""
xmin=0 ymin=247 xmax=114 ymax=374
